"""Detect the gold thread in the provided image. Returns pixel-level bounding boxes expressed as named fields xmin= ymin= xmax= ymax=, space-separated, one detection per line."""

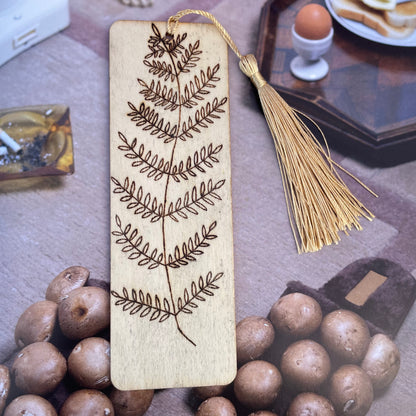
xmin=250 ymin=72 xmax=267 ymax=89
xmin=166 ymin=9 xmax=377 ymax=253
xmin=167 ymin=9 xmax=242 ymax=59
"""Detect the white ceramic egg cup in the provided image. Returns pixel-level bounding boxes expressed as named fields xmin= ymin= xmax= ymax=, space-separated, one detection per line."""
xmin=290 ymin=25 xmax=334 ymax=82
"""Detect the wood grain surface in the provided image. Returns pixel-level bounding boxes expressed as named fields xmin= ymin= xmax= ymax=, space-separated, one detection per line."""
xmin=110 ymin=20 xmax=236 ymax=389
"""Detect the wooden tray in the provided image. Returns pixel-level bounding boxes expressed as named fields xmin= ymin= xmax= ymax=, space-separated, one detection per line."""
xmin=256 ymin=0 xmax=416 ymax=167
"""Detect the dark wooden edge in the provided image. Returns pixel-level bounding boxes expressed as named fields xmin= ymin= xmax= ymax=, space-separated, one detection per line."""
xmin=255 ymin=0 xmax=416 ymax=166
xmin=256 ymin=0 xmax=281 ymax=81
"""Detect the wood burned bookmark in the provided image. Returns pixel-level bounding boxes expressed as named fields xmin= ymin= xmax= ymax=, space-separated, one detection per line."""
xmin=109 ymin=21 xmax=236 ymax=389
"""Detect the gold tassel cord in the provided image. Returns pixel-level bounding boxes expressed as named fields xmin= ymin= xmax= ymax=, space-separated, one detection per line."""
xmin=167 ymin=10 xmax=377 ymax=253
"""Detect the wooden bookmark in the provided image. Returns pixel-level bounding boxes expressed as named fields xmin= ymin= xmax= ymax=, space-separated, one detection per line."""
xmin=109 ymin=20 xmax=236 ymax=390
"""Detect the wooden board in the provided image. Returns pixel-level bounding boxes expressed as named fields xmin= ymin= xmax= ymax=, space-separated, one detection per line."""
xmin=256 ymin=0 xmax=416 ymax=167
xmin=109 ymin=21 xmax=236 ymax=390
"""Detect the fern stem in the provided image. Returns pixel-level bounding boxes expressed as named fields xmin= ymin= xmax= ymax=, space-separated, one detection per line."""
xmin=176 ymin=326 xmax=197 ymax=346
xmin=161 ymin=33 xmax=195 ymax=347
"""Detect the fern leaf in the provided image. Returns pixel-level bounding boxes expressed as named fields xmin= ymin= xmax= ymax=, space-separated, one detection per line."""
xmin=169 ymin=143 xmax=223 ymax=182
xmin=145 ymin=23 xmax=170 ymax=58
xmin=165 ymin=221 xmax=218 ymax=268
xmin=112 ymin=215 xmax=163 ymax=269
xmin=180 ymin=65 xmax=221 ymax=108
xmin=143 ymin=59 xmax=175 ymax=82
xmin=179 ymin=97 xmax=228 ymax=140
xmin=166 ymin=179 xmax=225 ymax=221
xmin=119 ymin=140 xmax=223 ymax=184
xmin=111 ymin=176 xmax=163 ymax=223
xmin=138 ymin=78 xmax=179 ymax=111
xmin=165 ymin=31 xmax=187 ymax=58
xmin=176 ymin=271 xmax=224 ymax=316
xmin=177 ymin=40 xmax=202 ymax=74
xmin=111 ymin=287 xmax=174 ymax=323
xmin=127 ymin=102 xmax=177 ymax=141
xmin=117 ymin=134 xmax=171 ymax=181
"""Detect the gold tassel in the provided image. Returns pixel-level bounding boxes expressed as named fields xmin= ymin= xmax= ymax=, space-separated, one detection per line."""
xmin=167 ymin=10 xmax=377 ymax=253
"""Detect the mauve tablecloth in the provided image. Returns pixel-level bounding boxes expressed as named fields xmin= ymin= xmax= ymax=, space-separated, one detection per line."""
xmin=1 ymin=0 xmax=415 ymax=415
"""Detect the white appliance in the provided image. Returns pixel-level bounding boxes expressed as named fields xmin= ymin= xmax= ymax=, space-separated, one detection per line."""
xmin=0 ymin=0 xmax=70 ymax=67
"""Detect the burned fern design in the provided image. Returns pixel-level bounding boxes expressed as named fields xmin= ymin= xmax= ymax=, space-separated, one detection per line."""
xmin=138 ymin=79 xmax=180 ymax=111
xmin=111 ymin=23 xmax=228 ymax=346
xmin=112 ymin=216 xmax=218 ymax=269
xmin=176 ymin=272 xmax=223 ymax=315
xmin=112 ymin=176 xmax=225 ymax=222
xmin=111 ymin=177 xmax=164 ymax=222
xmin=166 ymin=179 xmax=225 ymax=222
xmin=111 ymin=272 xmax=223 ymax=322
xmin=117 ymin=131 xmax=223 ymax=182
xmin=137 ymin=64 xmax=221 ymax=111
xmin=112 ymin=287 xmax=173 ymax=322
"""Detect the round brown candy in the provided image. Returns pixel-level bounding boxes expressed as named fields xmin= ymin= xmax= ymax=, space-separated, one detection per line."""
xmin=0 ymin=365 xmax=11 ymax=414
xmin=287 ymin=392 xmax=335 ymax=416
xmin=269 ymin=293 xmax=322 ymax=339
xmin=360 ymin=333 xmax=400 ymax=391
xmin=328 ymin=365 xmax=373 ymax=416
xmin=68 ymin=337 xmax=111 ymax=389
xmin=12 ymin=341 xmax=67 ymax=395
xmin=109 ymin=387 xmax=154 ymax=416
xmin=58 ymin=286 xmax=110 ymax=340
xmin=280 ymin=339 xmax=331 ymax=392
xmin=234 ymin=360 xmax=282 ymax=410
xmin=320 ymin=309 xmax=370 ymax=364
xmin=46 ymin=265 xmax=90 ymax=303
xmin=196 ymin=396 xmax=237 ymax=416
xmin=60 ymin=389 xmax=114 ymax=416
xmin=192 ymin=384 xmax=228 ymax=400
xmin=236 ymin=316 xmax=275 ymax=365
xmin=14 ymin=300 xmax=58 ymax=348
xmin=4 ymin=394 xmax=57 ymax=416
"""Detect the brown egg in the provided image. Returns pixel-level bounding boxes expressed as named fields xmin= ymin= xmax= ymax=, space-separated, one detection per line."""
xmin=294 ymin=4 xmax=332 ymax=40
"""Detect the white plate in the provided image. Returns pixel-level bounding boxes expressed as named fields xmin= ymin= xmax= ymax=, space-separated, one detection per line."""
xmin=325 ymin=0 xmax=416 ymax=47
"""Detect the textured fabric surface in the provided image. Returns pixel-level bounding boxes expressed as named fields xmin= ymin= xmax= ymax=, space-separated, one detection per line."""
xmin=0 ymin=0 xmax=415 ymax=415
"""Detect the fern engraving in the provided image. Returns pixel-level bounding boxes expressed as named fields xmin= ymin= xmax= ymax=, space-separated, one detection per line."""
xmin=111 ymin=23 xmax=228 ymax=346
xmin=112 ymin=272 xmax=223 ymax=321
